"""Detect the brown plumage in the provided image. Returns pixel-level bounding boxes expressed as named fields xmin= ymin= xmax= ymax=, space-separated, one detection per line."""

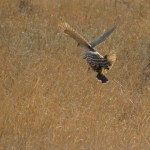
xmin=59 ymin=22 xmax=116 ymax=83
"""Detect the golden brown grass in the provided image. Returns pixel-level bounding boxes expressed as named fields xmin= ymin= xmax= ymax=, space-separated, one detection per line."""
xmin=0 ymin=0 xmax=149 ymax=149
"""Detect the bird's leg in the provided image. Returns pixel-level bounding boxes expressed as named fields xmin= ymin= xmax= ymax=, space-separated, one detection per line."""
xmin=86 ymin=67 xmax=91 ymax=73
xmin=86 ymin=63 xmax=91 ymax=72
xmin=102 ymin=68 xmax=107 ymax=75
xmin=87 ymin=66 xmax=91 ymax=71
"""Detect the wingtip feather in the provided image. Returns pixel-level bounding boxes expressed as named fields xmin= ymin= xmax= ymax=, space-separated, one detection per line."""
xmin=59 ymin=22 xmax=71 ymax=32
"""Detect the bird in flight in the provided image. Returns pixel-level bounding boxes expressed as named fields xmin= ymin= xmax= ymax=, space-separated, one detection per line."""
xmin=59 ymin=22 xmax=116 ymax=83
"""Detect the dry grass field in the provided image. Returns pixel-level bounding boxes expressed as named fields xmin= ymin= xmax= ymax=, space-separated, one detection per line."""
xmin=0 ymin=0 xmax=150 ymax=149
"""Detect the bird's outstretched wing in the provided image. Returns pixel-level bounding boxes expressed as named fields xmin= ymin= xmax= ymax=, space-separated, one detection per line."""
xmin=90 ymin=27 xmax=116 ymax=48
xmin=59 ymin=22 xmax=92 ymax=50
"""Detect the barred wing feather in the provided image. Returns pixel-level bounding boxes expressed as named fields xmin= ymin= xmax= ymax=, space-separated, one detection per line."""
xmin=84 ymin=51 xmax=109 ymax=68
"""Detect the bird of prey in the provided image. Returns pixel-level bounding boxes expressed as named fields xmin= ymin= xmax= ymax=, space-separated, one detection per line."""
xmin=59 ymin=22 xmax=116 ymax=83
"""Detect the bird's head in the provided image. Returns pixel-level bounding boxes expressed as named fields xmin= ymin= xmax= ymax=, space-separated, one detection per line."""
xmin=104 ymin=51 xmax=116 ymax=70
xmin=104 ymin=51 xmax=116 ymax=64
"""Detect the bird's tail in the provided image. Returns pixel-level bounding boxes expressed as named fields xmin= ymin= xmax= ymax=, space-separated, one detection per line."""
xmin=96 ymin=73 xmax=108 ymax=83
